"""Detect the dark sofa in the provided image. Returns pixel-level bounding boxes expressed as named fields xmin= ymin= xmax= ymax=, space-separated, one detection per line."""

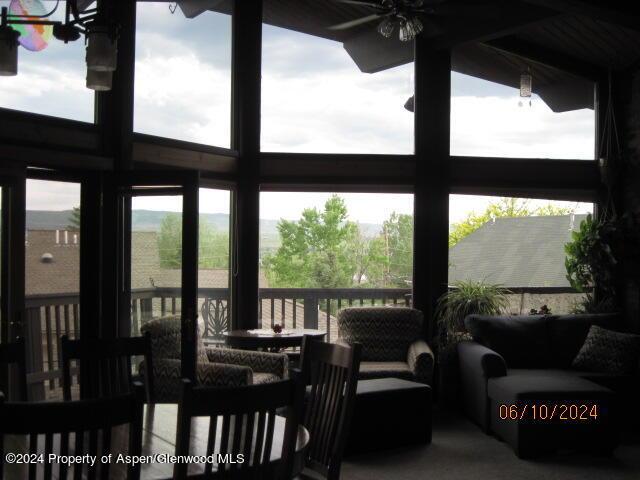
xmin=458 ymin=314 xmax=640 ymax=457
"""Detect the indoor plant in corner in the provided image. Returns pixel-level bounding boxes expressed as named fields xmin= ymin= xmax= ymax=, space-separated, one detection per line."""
xmin=434 ymin=280 xmax=510 ymax=404
xmin=564 ymin=213 xmax=620 ymax=313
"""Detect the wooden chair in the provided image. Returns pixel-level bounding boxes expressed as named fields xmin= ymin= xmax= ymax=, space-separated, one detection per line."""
xmin=296 ymin=336 xmax=362 ymax=480
xmin=173 ymin=379 xmax=302 ymax=480
xmin=0 ymin=383 xmax=145 ymax=480
xmin=60 ymin=334 xmax=154 ymax=402
xmin=0 ymin=337 xmax=28 ymax=401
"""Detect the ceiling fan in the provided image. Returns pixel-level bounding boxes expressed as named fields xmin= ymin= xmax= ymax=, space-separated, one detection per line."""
xmin=328 ymin=0 xmax=468 ymax=42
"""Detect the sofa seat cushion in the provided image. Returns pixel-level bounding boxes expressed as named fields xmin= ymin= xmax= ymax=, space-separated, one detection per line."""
xmin=488 ymin=373 xmax=612 ymax=401
xmin=252 ymin=372 xmax=280 ymax=385
xmin=507 ymin=368 xmax=637 ymax=396
xmin=358 ymin=361 xmax=414 ymax=381
xmin=465 ymin=315 xmax=552 ymax=368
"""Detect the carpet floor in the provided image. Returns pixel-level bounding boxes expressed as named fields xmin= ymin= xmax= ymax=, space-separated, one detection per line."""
xmin=342 ymin=409 xmax=640 ymax=480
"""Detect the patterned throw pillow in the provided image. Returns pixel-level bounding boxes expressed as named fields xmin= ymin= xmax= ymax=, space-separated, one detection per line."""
xmin=572 ymin=325 xmax=640 ymax=375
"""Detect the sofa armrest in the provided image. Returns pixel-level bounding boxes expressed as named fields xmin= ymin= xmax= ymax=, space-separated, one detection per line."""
xmin=206 ymin=348 xmax=288 ymax=379
xmin=407 ymin=340 xmax=435 ymax=385
xmin=457 ymin=341 xmax=507 ymax=432
xmin=458 ymin=341 xmax=507 ymax=379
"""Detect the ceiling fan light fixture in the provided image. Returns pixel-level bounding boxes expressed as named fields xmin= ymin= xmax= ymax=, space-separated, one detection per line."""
xmin=0 ymin=25 xmax=19 ymax=76
xmin=399 ymin=16 xmax=423 ymax=42
xmin=86 ymin=69 xmax=113 ymax=91
xmin=86 ymin=24 xmax=118 ymax=72
xmin=377 ymin=17 xmax=395 ymax=38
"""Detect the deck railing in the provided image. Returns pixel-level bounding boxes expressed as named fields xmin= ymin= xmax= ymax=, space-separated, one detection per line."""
xmin=23 ymin=285 xmax=581 ymax=400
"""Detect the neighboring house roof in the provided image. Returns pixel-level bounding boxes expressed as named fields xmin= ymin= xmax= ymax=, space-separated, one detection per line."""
xmin=26 ymin=230 xmax=80 ymax=296
xmin=448 ymin=214 xmax=587 ymax=289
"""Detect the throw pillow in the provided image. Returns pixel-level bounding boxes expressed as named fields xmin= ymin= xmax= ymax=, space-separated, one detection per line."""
xmin=572 ymin=325 xmax=640 ymax=375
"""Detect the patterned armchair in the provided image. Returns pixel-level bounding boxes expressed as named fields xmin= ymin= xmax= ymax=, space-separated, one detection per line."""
xmin=140 ymin=316 xmax=288 ymax=402
xmin=337 ymin=307 xmax=434 ymax=385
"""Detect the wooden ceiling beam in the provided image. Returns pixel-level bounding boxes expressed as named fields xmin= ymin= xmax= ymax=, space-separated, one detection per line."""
xmin=519 ymin=0 xmax=640 ymax=32
xmin=483 ymin=36 xmax=606 ymax=82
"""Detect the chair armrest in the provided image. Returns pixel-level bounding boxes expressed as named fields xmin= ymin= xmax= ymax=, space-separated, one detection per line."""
xmin=146 ymin=358 xmax=252 ymax=403
xmin=196 ymin=362 xmax=253 ymax=388
xmin=457 ymin=341 xmax=507 ymax=378
xmin=407 ymin=340 xmax=435 ymax=385
xmin=206 ymin=348 xmax=288 ymax=379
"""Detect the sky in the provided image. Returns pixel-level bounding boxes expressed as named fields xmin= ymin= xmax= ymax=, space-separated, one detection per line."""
xmin=4 ymin=1 xmax=596 ymax=225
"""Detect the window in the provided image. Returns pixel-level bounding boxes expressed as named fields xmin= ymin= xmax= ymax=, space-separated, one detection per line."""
xmin=25 ymin=178 xmax=81 ymax=400
xmin=448 ymin=194 xmax=594 ymax=315
xmin=0 ymin=1 xmax=94 ymax=122
xmin=134 ymin=2 xmax=232 ymax=147
xmin=130 ymin=194 xmax=183 ymax=335
xmin=261 ymin=22 xmax=414 ymax=154
xmin=198 ymin=188 xmax=232 ymax=343
xmin=259 ymin=192 xmax=414 ymax=341
xmin=450 ymin=72 xmax=595 ymax=160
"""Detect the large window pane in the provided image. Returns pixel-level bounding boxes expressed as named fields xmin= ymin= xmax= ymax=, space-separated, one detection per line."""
xmin=260 ymin=192 xmax=414 ymax=342
xmin=134 ymin=3 xmax=231 ymax=147
xmin=450 ymin=72 xmax=595 ymax=159
xmin=0 ymin=1 xmax=94 ymax=121
xmin=131 ymin=195 xmax=183 ymax=335
xmin=198 ymin=188 xmax=231 ymax=343
xmin=261 ymin=23 xmax=414 ymax=154
xmin=449 ymin=194 xmax=594 ymax=315
xmin=25 ymin=179 xmax=81 ymax=400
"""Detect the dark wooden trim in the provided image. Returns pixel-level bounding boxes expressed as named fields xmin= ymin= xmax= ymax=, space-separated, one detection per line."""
xmin=231 ymin=0 xmax=262 ymax=331
xmin=95 ymin=0 xmax=137 ymax=169
xmin=0 ymin=144 xmax=112 ymax=170
xmin=413 ymin=41 xmax=451 ymax=340
xmin=483 ymin=36 xmax=605 ymax=82
xmin=450 ymin=156 xmax=600 ymax=194
xmin=80 ymin=174 xmax=103 ymax=340
xmin=181 ymin=173 xmax=199 ymax=382
xmin=259 ymin=181 xmax=414 ymax=193
xmin=260 ymin=153 xmax=415 ymax=179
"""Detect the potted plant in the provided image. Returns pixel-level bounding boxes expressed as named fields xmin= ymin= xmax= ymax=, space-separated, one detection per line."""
xmin=564 ymin=213 xmax=619 ymax=313
xmin=434 ymin=280 xmax=510 ymax=404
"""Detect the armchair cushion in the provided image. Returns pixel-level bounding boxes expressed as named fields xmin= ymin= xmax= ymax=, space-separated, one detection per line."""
xmin=358 ymin=362 xmax=413 ymax=381
xmin=145 ymin=358 xmax=253 ymax=403
xmin=407 ymin=340 xmax=435 ymax=384
xmin=337 ymin=307 xmax=423 ymax=362
xmin=206 ymin=347 xmax=288 ymax=379
xmin=140 ymin=315 xmax=209 ymax=362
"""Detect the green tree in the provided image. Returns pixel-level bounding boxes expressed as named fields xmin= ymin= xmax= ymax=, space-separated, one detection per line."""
xmin=263 ymin=195 xmax=360 ymax=288
xmin=157 ymin=213 xmax=229 ymax=269
xmin=382 ymin=213 xmax=414 ymax=287
xmin=449 ymin=198 xmax=574 ymax=247
xmin=67 ymin=206 xmax=81 ymax=231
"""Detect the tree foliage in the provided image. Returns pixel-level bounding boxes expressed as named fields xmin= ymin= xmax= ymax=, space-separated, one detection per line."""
xmin=263 ymin=196 xmax=414 ymax=289
xmin=67 ymin=206 xmax=81 ymax=231
xmin=449 ymin=198 xmax=574 ymax=247
xmin=158 ymin=213 xmax=229 ymax=269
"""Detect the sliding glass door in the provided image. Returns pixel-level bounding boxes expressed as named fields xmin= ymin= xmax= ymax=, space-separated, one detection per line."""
xmin=117 ymin=173 xmax=199 ymax=381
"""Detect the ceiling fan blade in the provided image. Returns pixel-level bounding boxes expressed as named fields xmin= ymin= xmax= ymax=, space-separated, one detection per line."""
xmin=328 ymin=13 xmax=387 ymax=31
xmin=334 ymin=0 xmax=387 ymax=9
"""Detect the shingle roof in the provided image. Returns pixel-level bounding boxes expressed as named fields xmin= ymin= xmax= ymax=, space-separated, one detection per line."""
xmin=448 ymin=214 xmax=587 ymax=288
xmin=26 ymin=230 xmax=80 ymax=296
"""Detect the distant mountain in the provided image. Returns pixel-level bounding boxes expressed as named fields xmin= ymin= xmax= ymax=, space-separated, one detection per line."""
xmin=27 ymin=210 xmax=76 ymax=230
xmin=26 ymin=210 xmax=384 ymax=240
